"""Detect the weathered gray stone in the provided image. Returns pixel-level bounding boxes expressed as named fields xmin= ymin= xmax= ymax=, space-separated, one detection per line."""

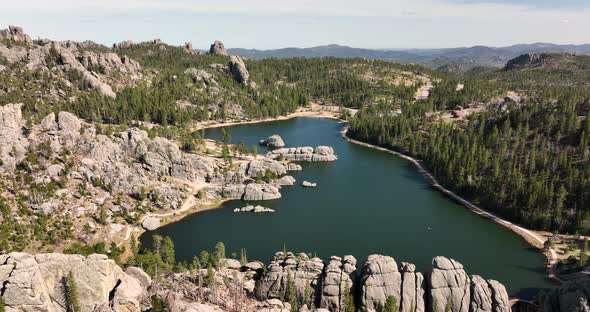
xmin=301 ymin=181 xmax=317 ymax=188
xmin=428 ymin=257 xmax=470 ymax=312
xmin=229 ymin=55 xmax=249 ymax=85
xmin=142 ymin=217 xmax=160 ymax=231
xmin=0 ymin=252 xmax=149 ymax=312
xmin=185 ymin=68 xmax=217 ymax=86
xmin=471 ymin=275 xmax=494 ymax=312
xmin=233 ymin=205 xmax=274 ymax=213
xmin=538 ymin=277 xmax=590 ymax=312
xmin=260 ymin=135 xmax=285 ymax=147
xmin=209 ymin=40 xmax=228 ymax=56
xmin=0 ymin=25 xmax=32 ymax=44
xmin=319 ymin=255 xmax=357 ymax=311
xmin=243 ymin=183 xmax=281 ymax=201
xmin=285 ymin=163 xmax=302 ymax=171
xmin=400 ymin=262 xmax=425 ymax=312
xmin=359 ymin=255 xmax=402 ymax=311
xmin=240 ymin=158 xmax=287 ymax=177
xmin=267 ymin=146 xmax=337 ymax=162
xmin=488 ymin=280 xmax=510 ymax=312
xmin=257 ymin=252 xmax=324 ymax=307
xmin=275 ymin=176 xmax=296 ymax=186
xmin=0 ymin=103 xmax=28 ymax=171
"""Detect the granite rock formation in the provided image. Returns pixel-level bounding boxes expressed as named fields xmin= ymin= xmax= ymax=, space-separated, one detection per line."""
xmin=538 ymin=277 xmax=590 ymax=312
xmin=260 ymin=135 xmax=286 ymax=147
xmin=209 ymin=40 xmax=228 ymax=56
xmin=0 ymin=26 xmax=141 ymax=98
xmin=0 ymin=252 xmax=150 ymax=312
xmin=267 ymin=146 xmax=337 ymax=162
xmin=229 ymin=55 xmax=250 ymax=85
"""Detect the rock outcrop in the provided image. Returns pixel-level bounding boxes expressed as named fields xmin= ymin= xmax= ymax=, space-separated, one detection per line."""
xmin=470 ymin=275 xmax=510 ymax=312
xmin=233 ymin=205 xmax=275 ymax=213
xmin=240 ymin=158 xmax=288 ymax=177
xmin=185 ymin=68 xmax=217 ymax=86
xmin=359 ymin=255 xmax=402 ymax=311
xmin=0 ymin=251 xmax=513 ymax=312
xmin=538 ymin=277 xmax=590 ymax=312
xmin=0 ymin=252 xmax=150 ymax=312
xmin=504 ymin=53 xmax=547 ymax=70
xmin=243 ymin=183 xmax=282 ymax=201
xmin=400 ymin=262 xmax=425 ymax=312
xmin=267 ymin=146 xmax=337 ymax=162
xmin=256 ymin=252 xmax=324 ymax=306
xmin=335 ymin=255 xmax=510 ymax=312
xmin=0 ymin=103 xmax=28 ymax=171
xmin=142 ymin=217 xmax=161 ymax=231
xmin=301 ymin=181 xmax=317 ymax=188
xmin=229 ymin=55 xmax=250 ymax=85
xmin=0 ymin=25 xmax=32 ymax=44
xmin=260 ymin=135 xmax=285 ymax=147
xmin=0 ymin=26 xmax=141 ymax=98
xmin=0 ymin=105 xmax=219 ymax=217
xmin=285 ymin=163 xmax=303 ymax=171
xmin=428 ymin=257 xmax=471 ymax=312
xmin=319 ymin=255 xmax=357 ymax=311
xmin=209 ymin=40 xmax=228 ymax=56
xmin=275 ymin=175 xmax=296 ymax=186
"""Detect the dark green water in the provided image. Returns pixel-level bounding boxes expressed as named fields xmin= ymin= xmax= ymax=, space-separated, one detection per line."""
xmin=141 ymin=117 xmax=556 ymax=299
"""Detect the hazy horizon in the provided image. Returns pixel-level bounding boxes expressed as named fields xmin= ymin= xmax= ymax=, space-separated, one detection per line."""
xmin=1 ymin=22 xmax=589 ymax=51
xmin=1 ymin=0 xmax=589 ymax=50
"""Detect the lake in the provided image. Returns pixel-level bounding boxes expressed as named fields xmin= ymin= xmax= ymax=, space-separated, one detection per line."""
xmin=141 ymin=117 xmax=555 ymax=299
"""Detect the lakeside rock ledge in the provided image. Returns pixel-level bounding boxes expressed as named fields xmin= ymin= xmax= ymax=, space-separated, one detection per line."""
xmin=302 ymin=181 xmax=317 ymax=188
xmin=267 ymin=146 xmax=337 ymax=162
xmin=233 ymin=205 xmax=275 ymax=213
xmin=260 ymin=134 xmax=286 ymax=147
xmin=142 ymin=217 xmax=160 ymax=231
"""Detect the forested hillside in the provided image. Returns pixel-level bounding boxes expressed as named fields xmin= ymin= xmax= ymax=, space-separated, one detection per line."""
xmin=3 ymin=26 xmax=590 ymax=236
xmin=350 ymin=53 xmax=590 ymax=234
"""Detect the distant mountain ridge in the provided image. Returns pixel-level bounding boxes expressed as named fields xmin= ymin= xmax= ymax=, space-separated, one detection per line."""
xmin=229 ymin=43 xmax=590 ymax=70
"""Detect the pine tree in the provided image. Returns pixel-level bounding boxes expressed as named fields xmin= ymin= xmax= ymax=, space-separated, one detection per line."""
xmin=64 ymin=272 xmax=81 ymax=312
xmin=214 ymin=241 xmax=226 ymax=267
xmin=343 ymin=281 xmax=355 ymax=312
xmin=286 ymin=269 xmax=297 ymax=312
xmin=384 ymin=296 xmax=398 ymax=312
xmin=206 ymin=263 xmax=215 ymax=288
xmin=252 ymin=145 xmax=258 ymax=157
xmin=161 ymin=236 xmax=176 ymax=267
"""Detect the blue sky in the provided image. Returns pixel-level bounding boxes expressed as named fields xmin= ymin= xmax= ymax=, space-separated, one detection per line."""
xmin=1 ymin=0 xmax=589 ymax=49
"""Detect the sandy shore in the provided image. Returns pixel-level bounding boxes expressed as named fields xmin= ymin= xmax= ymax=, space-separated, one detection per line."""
xmin=193 ymin=102 xmax=347 ymax=130
xmin=340 ymin=126 xmax=559 ymax=281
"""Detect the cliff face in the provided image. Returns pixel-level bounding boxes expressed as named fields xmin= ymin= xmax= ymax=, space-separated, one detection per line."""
xmin=0 ymin=252 xmax=151 ymax=312
xmin=0 ymin=251 xmax=511 ymax=312
xmin=537 ymin=277 xmax=590 ymax=312
xmin=255 ymin=252 xmax=510 ymax=312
